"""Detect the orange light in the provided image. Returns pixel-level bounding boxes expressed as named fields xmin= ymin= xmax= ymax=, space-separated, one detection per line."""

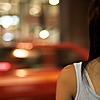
xmin=13 ymin=49 xmax=29 ymax=58
xmin=16 ymin=69 xmax=27 ymax=77
xmin=17 ymin=43 xmax=33 ymax=50
xmin=0 ymin=62 xmax=11 ymax=71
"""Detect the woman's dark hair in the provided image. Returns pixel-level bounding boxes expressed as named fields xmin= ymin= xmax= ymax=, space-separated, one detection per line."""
xmin=82 ymin=0 xmax=100 ymax=70
xmin=88 ymin=0 xmax=100 ymax=61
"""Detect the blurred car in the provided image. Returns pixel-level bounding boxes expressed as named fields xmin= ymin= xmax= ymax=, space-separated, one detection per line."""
xmin=0 ymin=42 xmax=89 ymax=100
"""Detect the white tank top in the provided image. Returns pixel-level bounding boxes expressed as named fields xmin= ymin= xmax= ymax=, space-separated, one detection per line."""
xmin=74 ymin=62 xmax=100 ymax=100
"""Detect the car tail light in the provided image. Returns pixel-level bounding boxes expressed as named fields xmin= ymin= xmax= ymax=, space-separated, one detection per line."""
xmin=0 ymin=62 xmax=11 ymax=71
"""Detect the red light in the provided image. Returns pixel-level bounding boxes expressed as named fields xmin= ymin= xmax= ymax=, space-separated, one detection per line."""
xmin=0 ymin=62 xmax=11 ymax=71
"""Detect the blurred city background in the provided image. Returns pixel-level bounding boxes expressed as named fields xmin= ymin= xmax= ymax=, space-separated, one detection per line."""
xmin=0 ymin=0 xmax=90 ymax=100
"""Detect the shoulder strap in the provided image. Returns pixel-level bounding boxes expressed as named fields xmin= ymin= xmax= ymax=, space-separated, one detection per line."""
xmin=74 ymin=62 xmax=82 ymax=99
xmin=84 ymin=69 xmax=96 ymax=92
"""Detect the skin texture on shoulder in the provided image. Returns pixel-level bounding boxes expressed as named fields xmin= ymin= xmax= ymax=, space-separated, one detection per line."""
xmin=56 ymin=64 xmax=77 ymax=100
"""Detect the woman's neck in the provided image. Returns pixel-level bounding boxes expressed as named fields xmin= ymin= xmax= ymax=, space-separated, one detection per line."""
xmin=86 ymin=57 xmax=100 ymax=77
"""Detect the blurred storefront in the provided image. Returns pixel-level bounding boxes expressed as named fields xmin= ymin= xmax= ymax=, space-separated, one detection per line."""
xmin=0 ymin=0 xmax=91 ymax=48
xmin=0 ymin=0 xmax=60 ymax=46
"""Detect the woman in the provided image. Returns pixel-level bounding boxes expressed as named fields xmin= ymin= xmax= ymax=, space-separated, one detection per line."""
xmin=56 ymin=0 xmax=100 ymax=100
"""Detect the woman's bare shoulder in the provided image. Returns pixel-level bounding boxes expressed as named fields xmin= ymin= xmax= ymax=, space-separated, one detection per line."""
xmin=56 ymin=64 xmax=77 ymax=100
xmin=58 ymin=64 xmax=76 ymax=82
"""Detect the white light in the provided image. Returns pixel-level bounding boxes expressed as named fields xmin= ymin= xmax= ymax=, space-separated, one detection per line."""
xmin=1 ymin=16 xmax=13 ymax=28
xmin=12 ymin=16 xmax=20 ymax=25
xmin=13 ymin=49 xmax=29 ymax=58
xmin=0 ymin=18 xmax=2 ymax=25
xmin=29 ymin=5 xmax=41 ymax=16
xmin=39 ymin=30 xmax=49 ymax=39
xmin=16 ymin=69 xmax=27 ymax=77
xmin=49 ymin=0 xmax=60 ymax=5
xmin=3 ymin=33 xmax=14 ymax=41
xmin=0 ymin=15 xmax=20 ymax=28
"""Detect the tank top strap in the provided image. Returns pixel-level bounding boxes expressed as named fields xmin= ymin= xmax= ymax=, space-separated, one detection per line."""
xmin=74 ymin=62 xmax=82 ymax=100
xmin=73 ymin=62 xmax=100 ymax=100
xmin=84 ymin=69 xmax=96 ymax=92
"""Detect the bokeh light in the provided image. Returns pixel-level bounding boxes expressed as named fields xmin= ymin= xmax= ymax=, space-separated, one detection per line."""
xmin=16 ymin=69 xmax=27 ymax=77
xmin=29 ymin=5 xmax=41 ymax=16
xmin=13 ymin=49 xmax=29 ymax=58
xmin=17 ymin=43 xmax=33 ymax=50
xmin=0 ymin=62 xmax=11 ymax=71
xmin=0 ymin=3 xmax=11 ymax=12
xmin=39 ymin=30 xmax=49 ymax=39
xmin=12 ymin=15 xmax=20 ymax=25
xmin=0 ymin=15 xmax=20 ymax=29
xmin=1 ymin=16 xmax=13 ymax=28
xmin=3 ymin=33 xmax=14 ymax=41
xmin=49 ymin=0 xmax=60 ymax=5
